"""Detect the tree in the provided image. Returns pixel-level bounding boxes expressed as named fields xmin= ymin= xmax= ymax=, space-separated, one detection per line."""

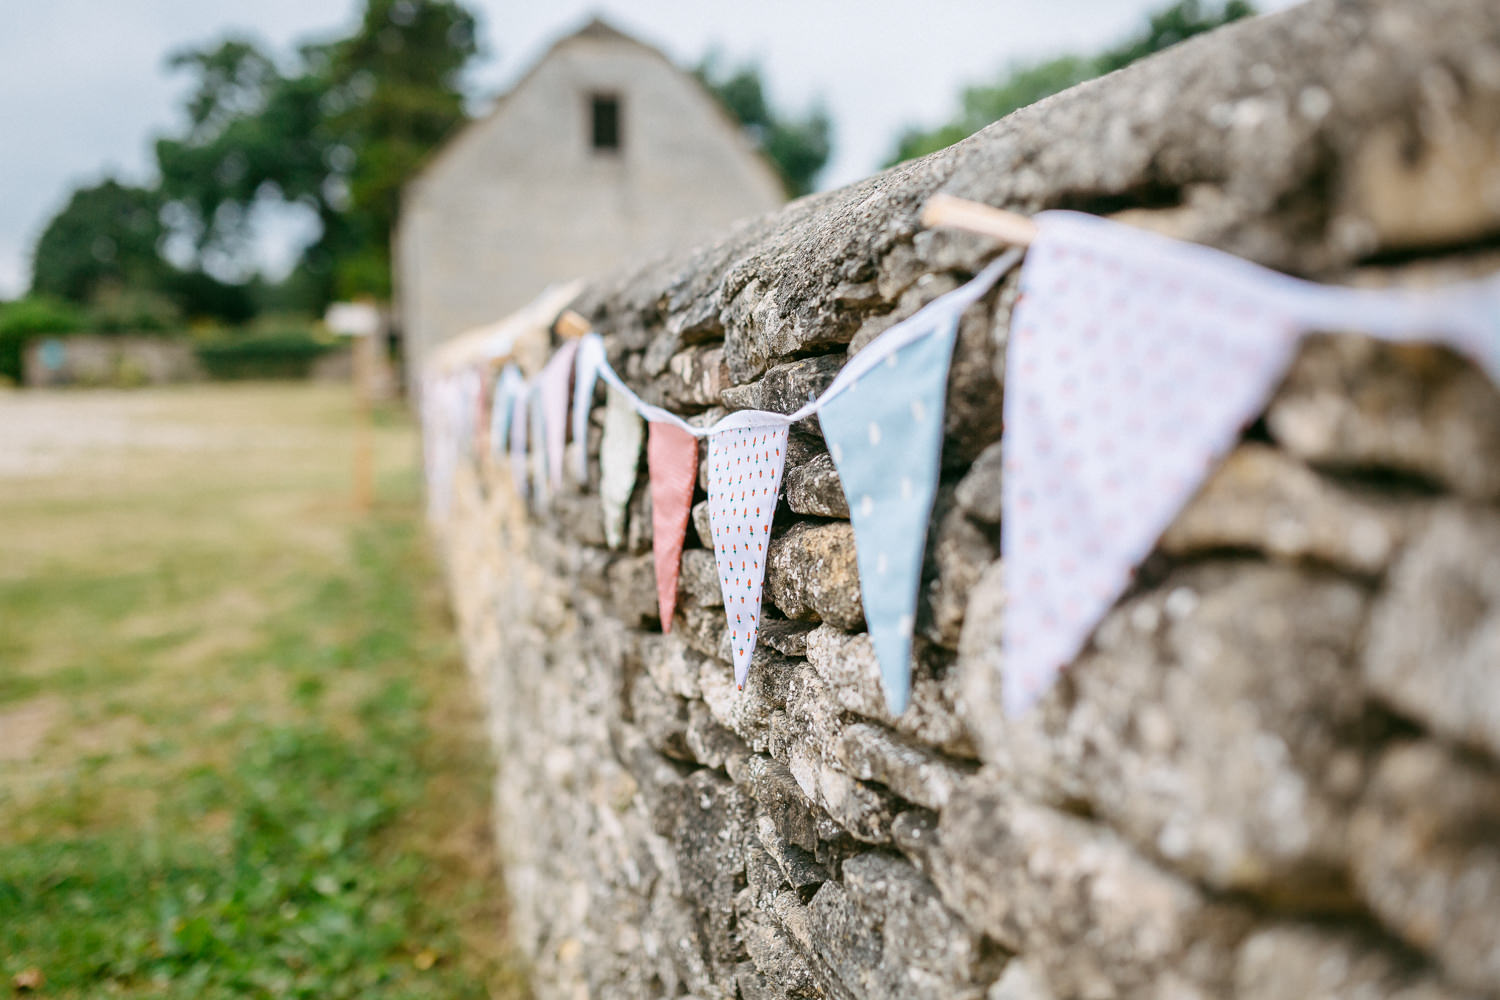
xmin=155 ymin=0 xmax=479 ymax=308
xmin=30 ymin=179 xmax=170 ymax=304
xmin=695 ymin=57 xmax=833 ymax=198
xmin=885 ymin=0 xmax=1255 ymax=166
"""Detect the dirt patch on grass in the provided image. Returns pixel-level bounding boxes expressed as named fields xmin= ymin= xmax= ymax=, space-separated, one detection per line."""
xmin=0 ymin=696 xmax=61 ymax=762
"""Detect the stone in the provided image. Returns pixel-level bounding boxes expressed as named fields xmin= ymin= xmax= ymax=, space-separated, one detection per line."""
xmin=987 ymin=960 xmax=1055 ymax=1000
xmin=921 ymin=494 xmax=997 ymax=650
xmin=802 ymin=624 xmax=972 ymax=755
xmin=607 ymin=553 xmax=659 ymax=627
xmin=975 ymin=562 xmax=1370 ymax=900
xmin=720 ymin=354 xmax=843 ymax=415
xmin=785 ymin=737 xmax=902 ymax=845
xmin=927 ymin=777 xmax=1245 ymax=999
xmin=1362 ymin=502 xmax=1500 ymax=759
xmin=678 ymin=547 xmax=724 ymax=608
xmin=940 ymin=295 xmax=1007 ymax=471
xmin=1160 ymin=443 xmax=1404 ymax=574
xmin=650 ymin=344 xmax=728 ymax=410
xmin=954 ymin=439 xmax=1004 ymax=526
xmin=766 ymin=521 xmax=865 ymax=630
xmin=1265 ymin=335 xmax=1500 ymax=500
xmin=1350 ymin=741 xmax=1500 ymax=995
xmin=629 ymin=669 xmax=692 ymax=761
xmin=686 ymin=700 xmax=749 ymax=771
xmin=669 ymin=769 xmax=757 ymax=988
xmin=782 ymin=451 xmax=850 ymax=519
xmin=830 ymin=721 xmax=975 ymax=812
xmin=699 ymin=647 xmax=798 ymax=751
xmin=756 ymin=617 xmax=818 ymax=656
xmin=1234 ymin=924 xmax=1471 ymax=1000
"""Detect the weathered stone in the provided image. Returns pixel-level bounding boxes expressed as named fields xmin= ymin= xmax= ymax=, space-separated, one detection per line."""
xmin=626 ymin=473 xmax=654 ymax=554
xmin=629 ymin=669 xmax=691 ymax=761
xmin=1266 ymin=336 xmax=1500 ymax=500
xmin=954 ymin=439 xmax=1004 ymax=526
xmin=720 ymin=354 xmax=843 ymax=414
xmin=785 ymin=738 xmax=902 ymax=845
xmin=807 ymin=861 xmax=993 ymax=1000
xmin=831 ymin=721 xmax=975 ymax=812
xmin=699 ymin=647 xmax=798 ymax=751
xmin=941 ymin=296 xmax=1006 ymax=470
xmin=1351 ymin=741 xmax=1500 ymax=995
xmin=1160 ymin=442 xmax=1404 ymax=574
xmin=928 ymin=777 xmax=1245 ymax=999
xmin=676 ymin=602 xmax=731 ymax=664
xmin=740 ymin=754 xmax=821 ymax=855
xmin=607 ymin=553 xmax=659 ymax=627
xmin=691 ymin=498 xmax=713 ymax=549
xmin=975 ymin=561 xmax=1370 ymax=899
xmin=686 ymin=699 xmax=748 ymax=770
xmin=737 ymin=894 xmax=824 ymax=999
xmin=640 ymin=632 xmax=707 ymax=700
xmin=648 ymin=343 xmax=728 ymax=410
xmin=757 ymin=617 xmax=818 ymax=656
xmin=921 ymin=493 xmax=997 ymax=650
xmin=987 ymin=959 xmax=1055 ymax=1000
xmin=669 ymin=769 xmax=757 ymax=989
xmin=803 ymin=624 xmax=972 ymax=755
xmin=766 ymin=521 xmax=865 ymax=630
xmin=1363 ymin=502 xmax=1500 ymax=758
xmin=678 ymin=547 xmax=724 ymax=608
xmin=783 ymin=451 xmax=850 ymax=519
xmin=850 ymin=272 xmax=962 ymax=354
xmin=1234 ymin=924 xmax=1471 ymax=1000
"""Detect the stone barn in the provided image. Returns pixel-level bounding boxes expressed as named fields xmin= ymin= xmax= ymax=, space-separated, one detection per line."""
xmin=394 ymin=17 xmax=787 ymax=387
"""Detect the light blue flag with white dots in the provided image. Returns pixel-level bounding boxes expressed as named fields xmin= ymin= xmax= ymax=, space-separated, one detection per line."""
xmin=817 ymin=252 xmax=1018 ymax=714
xmin=819 ymin=307 xmax=962 ymax=715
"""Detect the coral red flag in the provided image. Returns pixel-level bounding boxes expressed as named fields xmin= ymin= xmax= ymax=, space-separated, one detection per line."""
xmin=647 ymin=421 xmax=698 ymax=631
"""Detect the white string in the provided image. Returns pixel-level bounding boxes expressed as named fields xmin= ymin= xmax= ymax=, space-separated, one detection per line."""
xmin=581 ymin=251 xmax=1020 ymax=439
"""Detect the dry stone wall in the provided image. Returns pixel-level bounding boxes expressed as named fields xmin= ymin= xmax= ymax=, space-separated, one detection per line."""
xmin=434 ymin=0 xmax=1500 ymax=996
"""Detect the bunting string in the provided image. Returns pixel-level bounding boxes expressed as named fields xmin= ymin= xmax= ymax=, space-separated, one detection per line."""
xmin=422 ymin=210 xmax=1500 ymax=718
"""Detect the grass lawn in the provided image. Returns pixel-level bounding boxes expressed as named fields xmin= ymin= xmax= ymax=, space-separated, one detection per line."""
xmin=0 ymin=383 xmax=526 ymax=998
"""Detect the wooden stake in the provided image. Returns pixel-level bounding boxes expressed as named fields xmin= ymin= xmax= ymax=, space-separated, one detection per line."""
xmin=555 ymin=309 xmax=592 ymax=339
xmin=920 ymin=193 xmax=1038 ymax=246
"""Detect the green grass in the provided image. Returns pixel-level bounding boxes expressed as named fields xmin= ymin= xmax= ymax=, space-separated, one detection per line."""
xmin=0 ymin=384 xmax=526 ymax=998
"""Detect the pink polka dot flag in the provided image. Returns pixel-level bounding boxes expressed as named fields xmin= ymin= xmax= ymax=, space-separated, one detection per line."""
xmin=1002 ymin=210 xmax=1500 ymax=717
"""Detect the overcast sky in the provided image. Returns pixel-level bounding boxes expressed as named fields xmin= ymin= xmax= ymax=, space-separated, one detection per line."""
xmin=0 ymin=0 xmax=1301 ymax=298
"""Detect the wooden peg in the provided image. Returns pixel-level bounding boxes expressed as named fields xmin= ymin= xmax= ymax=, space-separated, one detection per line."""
xmin=555 ymin=309 xmax=592 ymax=339
xmin=920 ymin=193 xmax=1038 ymax=246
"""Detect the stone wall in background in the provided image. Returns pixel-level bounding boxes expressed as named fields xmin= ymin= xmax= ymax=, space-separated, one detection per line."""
xmin=434 ymin=0 xmax=1500 ymax=996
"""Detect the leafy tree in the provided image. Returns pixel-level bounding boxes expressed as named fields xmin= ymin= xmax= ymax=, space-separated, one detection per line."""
xmin=155 ymin=0 xmax=478 ymax=307
xmin=885 ymin=0 xmax=1255 ymax=166
xmin=695 ymin=57 xmax=832 ymax=198
xmin=30 ymin=179 xmax=170 ymax=304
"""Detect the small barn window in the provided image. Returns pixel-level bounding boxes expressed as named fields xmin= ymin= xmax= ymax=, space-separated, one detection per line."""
xmin=590 ymin=93 xmax=622 ymax=152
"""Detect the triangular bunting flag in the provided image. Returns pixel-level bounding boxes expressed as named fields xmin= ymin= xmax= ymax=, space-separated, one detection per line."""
xmin=529 ymin=389 xmax=550 ymax=508
xmin=508 ymin=386 xmax=530 ymax=500
xmin=599 ymin=385 xmax=645 ymax=549
xmin=820 ymin=309 xmax=963 ymax=714
xmin=1001 ymin=210 xmax=1500 ymax=717
xmin=538 ymin=339 xmax=580 ymax=494
xmin=706 ymin=422 xmax=789 ymax=688
xmin=647 ymin=421 xmax=698 ymax=630
xmin=489 ymin=365 xmax=524 ymax=461
xmin=1000 ymin=214 xmax=1302 ymax=716
xmin=571 ymin=335 xmax=604 ymax=483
